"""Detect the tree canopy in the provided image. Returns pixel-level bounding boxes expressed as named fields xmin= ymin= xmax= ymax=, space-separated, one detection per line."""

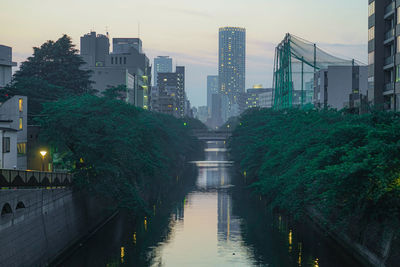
xmin=37 ymin=94 xmax=203 ymax=214
xmin=229 ymin=108 xmax=400 ymax=232
xmin=2 ymin=35 xmax=93 ymax=119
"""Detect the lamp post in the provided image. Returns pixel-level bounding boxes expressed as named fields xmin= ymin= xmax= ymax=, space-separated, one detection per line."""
xmin=40 ymin=151 xmax=47 ymax=172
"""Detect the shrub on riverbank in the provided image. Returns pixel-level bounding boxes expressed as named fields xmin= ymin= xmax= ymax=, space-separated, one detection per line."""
xmin=37 ymin=94 xmax=203 ymax=215
xmin=229 ymin=108 xmax=400 ymax=231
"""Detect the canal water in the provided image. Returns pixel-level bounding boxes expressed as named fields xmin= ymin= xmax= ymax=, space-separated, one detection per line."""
xmin=60 ymin=141 xmax=362 ymax=267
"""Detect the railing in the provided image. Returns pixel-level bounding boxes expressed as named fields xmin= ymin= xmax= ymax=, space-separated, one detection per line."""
xmin=0 ymin=169 xmax=72 ymax=187
xmin=384 ymin=83 xmax=394 ymax=92
xmin=384 ymin=56 xmax=394 ymax=66
xmin=385 ymin=1 xmax=395 ymax=16
xmin=385 ymin=29 xmax=394 ymax=41
xmin=191 ymin=130 xmax=232 ymax=140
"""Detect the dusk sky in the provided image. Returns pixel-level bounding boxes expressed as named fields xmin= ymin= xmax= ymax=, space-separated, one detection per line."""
xmin=1 ymin=0 xmax=367 ymax=107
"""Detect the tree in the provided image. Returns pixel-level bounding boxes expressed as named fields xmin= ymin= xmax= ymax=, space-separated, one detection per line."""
xmin=1 ymin=34 xmax=94 ymax=120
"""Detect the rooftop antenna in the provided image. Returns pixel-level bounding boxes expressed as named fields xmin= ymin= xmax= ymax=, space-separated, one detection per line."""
xmin=106 ymin=26 xmax=109 ymax=38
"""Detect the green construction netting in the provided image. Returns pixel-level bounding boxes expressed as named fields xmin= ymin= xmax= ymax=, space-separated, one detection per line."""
xmin=273 ymin=34 xmax=363 ymax=109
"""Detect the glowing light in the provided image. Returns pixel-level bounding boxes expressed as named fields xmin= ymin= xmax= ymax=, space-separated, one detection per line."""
xmin=314 ymin=258 xmax=319 ymax=267
xmin=133 ymin=232 xmax=137 ymax=244
xmin=40 ymin=151 xmax=47 ymax=157
xmin=120 ymin=247 xmax=125 ymax=263
xmin=289 ymin=230 xmax=292 ymax=245
xmin=144 ymin=217 xmax=147 ymax=231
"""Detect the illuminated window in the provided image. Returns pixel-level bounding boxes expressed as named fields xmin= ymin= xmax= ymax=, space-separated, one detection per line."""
xmin=19 ymin=118 xmax=23 ymax=130
xmin=368 ymin=1 xmax=375 ymax=17
xmin=368 ymin=51 xmax=374 ymax=65
xmin=368 ymin=27 xmax=375 ymax=41
xmin=396 ymin=65 xmax=400 ymax=83
xmin=18 ymin=98 xmax=23 ymax=112
xmin=17 ymin=143 xmax=26 ymax=155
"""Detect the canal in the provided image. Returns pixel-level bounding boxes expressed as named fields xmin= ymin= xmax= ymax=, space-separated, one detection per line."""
xmin=59 ymin=141 xmax=362 ymax=267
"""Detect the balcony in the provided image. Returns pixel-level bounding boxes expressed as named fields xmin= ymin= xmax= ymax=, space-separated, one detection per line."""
xmin=384 ymin=56 xmax=394 ymax=69
xmin=384 ymin=1 xmax=395 ymax=19
xmin=384 ymin=82 xmax=394 ymax=93
xmin=384 ymin=29 xmax=395 ymax=44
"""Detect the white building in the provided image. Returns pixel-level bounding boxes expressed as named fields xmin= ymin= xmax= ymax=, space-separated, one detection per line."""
xmin=0 ymin=45 xmax=17 ymax=89
xmin=0 ymin=96 xmax=28 ymax=169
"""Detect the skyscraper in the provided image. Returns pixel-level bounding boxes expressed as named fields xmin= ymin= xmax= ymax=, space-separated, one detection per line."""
xmin=218 ymin=26 xmax=246 ymax=119
xmin=368 ymin=0 xmax=397 ymax=110
xmin=207 ymin=75 xmax=219 ymax=117
xmin=157 ymin=66 xmax=185 ymax=117
xmin=154 ymin=56 xmax=173 ymax=86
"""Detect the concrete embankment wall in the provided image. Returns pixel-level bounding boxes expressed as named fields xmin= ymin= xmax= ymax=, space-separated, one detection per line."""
xmin=0 ymin=189 xmax=112 ymax=267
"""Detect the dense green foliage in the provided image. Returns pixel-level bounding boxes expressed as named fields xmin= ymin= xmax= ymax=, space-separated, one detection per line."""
xmin=2 ymin=35 xmax=93 ymax=118
xmin=230 ymin=108 xmax=400 ymax=229
xmin=37 ymin=94 xmax=203 ymax=215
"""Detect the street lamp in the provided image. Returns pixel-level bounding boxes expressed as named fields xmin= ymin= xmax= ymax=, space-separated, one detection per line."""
xmin=40 ymin=150 xmax=47 ymax=172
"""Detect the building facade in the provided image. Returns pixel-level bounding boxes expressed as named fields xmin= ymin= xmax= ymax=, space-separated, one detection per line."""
xmin=80 ymin=32 xmax=151 ymax=108
xmin=154 ymin=56 xmax=173 ymax=86
xmin=207 ymin=75 xmax=219 ymax=117
xmin=259 ymin=91 xmax=274 ymax=108
xmin=238 ymin=86 xmax=273 ymax=113
xmin=314 ymin=65 xmax=368 ymax=111
xmin=218 ymin=27 xmax=246 ymax=120
xmin=157 ymin=66 xmax=185 ymax=117
xmin=0 ymin=96 xmax=28 ymax=170
xmin=368 ymin=0 xmax=400 ymax=110
xmin=0 ymin=45 xmax=17 ymax=89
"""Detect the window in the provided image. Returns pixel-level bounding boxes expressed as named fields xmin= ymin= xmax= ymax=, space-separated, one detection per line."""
xmin=18 ymin=98 xmax=23 ymax=112
xmin=396 ymin=65 xmax=400 ymax=83
xmin=111 ymin=57 xmax=114 ymax=64
xmin=368 ymin=51 xmax=375 ymax=65
xmin=368 ymin=1 xmax=375 ymax=17
xmin=19 ymin=118 xmax=23 ymax=130
xmin=398 ymin=7 xmax=400 ymax=24
xmin=3 ymin=137 xmax=10 ymax=153
xmin=120 ymin=57 xmax=122 ymax=64
xmin=17 ymin=143 xmax=26 ymax=155
xmin=124 ymin=57 xmax=126 ymax=64
xmin=398 ymin=36 xmax=400 ymax=53
xmin=368 ymin=27 xmax=375 ymax=41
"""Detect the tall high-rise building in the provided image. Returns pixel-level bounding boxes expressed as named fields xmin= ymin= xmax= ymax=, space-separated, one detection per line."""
xmin=218 ymin=26 xmax=246 ymax=119
xmin=368 ymin=0 xmax=398 ymax=110
xmin=158 ymin=66 xmax=185 ymax=117
xmin=154 ymin=56 xmax=173 ymax=86
xmin=207 ymin=75 xmax=219 ymax=117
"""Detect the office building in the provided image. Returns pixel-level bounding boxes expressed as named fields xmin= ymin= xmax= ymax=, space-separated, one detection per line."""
xmin=218 ymin=27 xmax=246 ymax=120
xmin=80 ymin=32 xmax=151 ymax=108
xmin=80 ymin=31 xmax=110 ymax=67
xmin=154 ymin=56 xmax=173 ymax=86
xmin=314 ymin=65 xmax=368 ymax=111
xmin=113 ymin=38 xmax=142 ymax=54
xmin=196 ymin=106 xmax=208 ymax=124
xmin=158 ymin=66 xmax=185 ymax=117
xmin=0 ymin=45 xmax=17 ymax=88
xmin=259 ymin=91 xmax=274 ymax=108
xmin=207 ymin=75 xmax=219 ymax=117
xmin=238 ymin=85 xmax=273 ymax=113
xmin=368 ymin=0 xmax=399 ymax=110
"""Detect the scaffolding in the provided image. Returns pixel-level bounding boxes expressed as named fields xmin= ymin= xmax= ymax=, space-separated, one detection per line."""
xmin=273 ymin=34 xmax=360 ymax=109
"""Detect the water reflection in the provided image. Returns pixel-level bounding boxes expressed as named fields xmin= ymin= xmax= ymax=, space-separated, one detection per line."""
xmin=60 ymin=141 xmax=362 ymax=267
